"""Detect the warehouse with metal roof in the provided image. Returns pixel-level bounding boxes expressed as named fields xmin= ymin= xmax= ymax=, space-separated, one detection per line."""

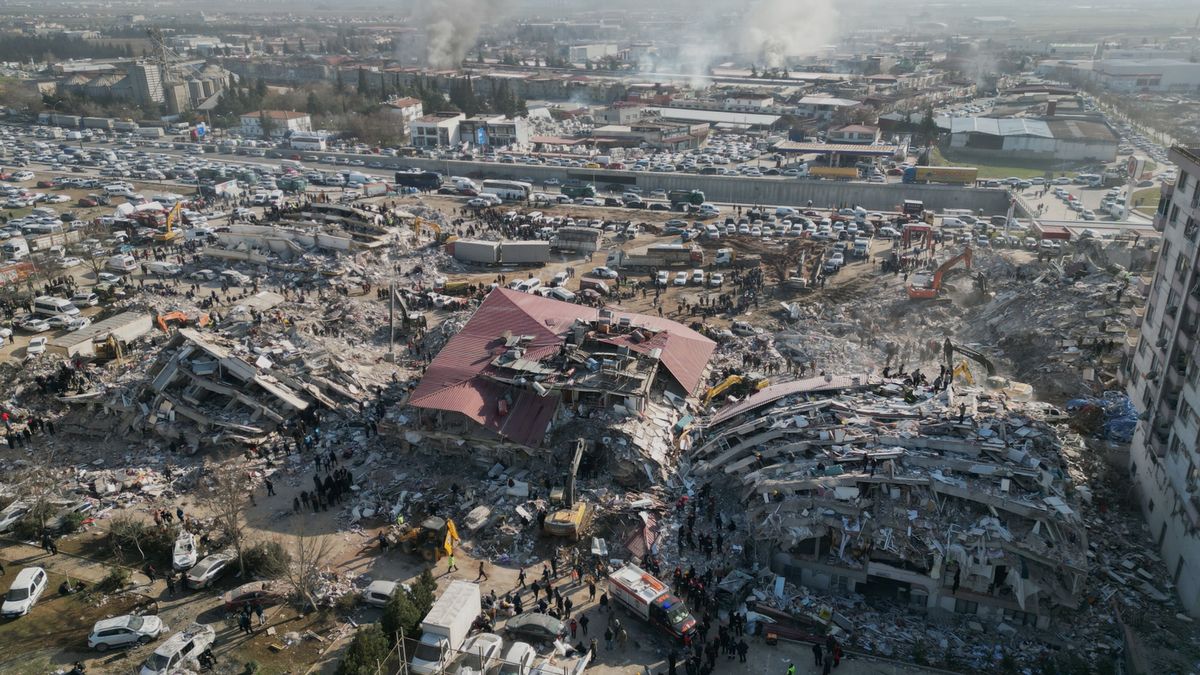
xmin=945 ymin=116 xmax=1117 ymax=162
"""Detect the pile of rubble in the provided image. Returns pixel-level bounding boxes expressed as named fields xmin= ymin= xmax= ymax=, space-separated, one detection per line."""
xmin=676 ymin=371 xmax=1199 ymax=671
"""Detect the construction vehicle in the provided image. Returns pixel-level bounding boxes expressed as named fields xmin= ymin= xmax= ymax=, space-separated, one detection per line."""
xmin=155 ymin=311 xmax=210 ymax=332
xmin=545 ymin=439 xmax=592 ymax=540
xmin=668 ymin=189 xmax=705 ymax=207
xmin=906 ymin=246 xmax=973 ymax=300
xmin=702 ymin=373 xmax=769 ymax=407
xmin=941 ymin=338 xmax=1033 ymax=400
xmin=153 ymin=202 xmax=183 ymax=243
xmin=391 ymin=287 xmax=427 ymax=331
xmin=411 ymin=217 xmax=450 ymax=244
xmin=392 ymin=516 xmax=459 ymax=562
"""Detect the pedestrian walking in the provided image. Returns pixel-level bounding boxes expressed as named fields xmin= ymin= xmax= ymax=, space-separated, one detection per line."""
xmin=737 ymin=639 xmax=748 ymax=663
xmin=604 ymin=627 xmax=614 ymax=650
xmin=166 ymin=574 xmax=177 ymax=596
xmin=813 ymin=643 xmax=823 ymax=667
xmin=618 ymin=627 xmax=628 ymax=650
xmin=517 ymin=567 xmax=527 ymax=588
xmin=254 ymin=602 xmax=266 ymax=626
xmin=530 ymin=579 xmax=540 ymax=601
xmin=476 ymin=561 xmax=489 ymax=582
xmin=570 ymin=618 xmax=578 ymax=639
xmin=588 ymin=579 xmax=596 ymax=602
xmin=579 ymin=613 xmax=590 ymax=635
xmin=293 ymin=496 xmax=300 ymax=513
xmin=265 ymin=479 xmax=275 ymax=496
xmin=447 ymin=553 xmax=458 ymax=573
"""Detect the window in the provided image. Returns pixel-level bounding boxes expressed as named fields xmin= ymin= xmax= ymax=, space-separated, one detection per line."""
xmin=1171 ymin=205 xmax=1181 ymax=224
xmin=1004 ymin=608 xmax=1038 ymax=627
xmin=1180 ymin=171 xmax=1190 ymax=193
xmin=1176 ymin=253 xmax=1190 ymax=276
xmin=1139 ymin=336 xmax=1150 ymax=357
xmin=831 ymin=575 xmax=850 ymax=593
xmin=1148 ymin=498 xmax=1155 ymax=513
xmin=954 ymin=598 xmax=978 ymax=615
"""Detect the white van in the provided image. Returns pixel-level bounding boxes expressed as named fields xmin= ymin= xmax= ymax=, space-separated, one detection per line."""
xmin=941 ymin=217 xmax=967 ymax=229
xmin=2 ymin=239 xmax=29 ymax=260
xmin=0 ymin=567 xmax=47 ymax=618
xmin=146 ymin=261 xmax=182 ymax=276
xmin=32 ymin=295 xmax=80 ymax=318
xmin=106 ymin=254 xmax=137 ymax=273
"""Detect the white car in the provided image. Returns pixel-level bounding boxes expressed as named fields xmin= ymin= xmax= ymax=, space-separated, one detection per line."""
xmin=0 ymin=501 xmax=29 ymax=533
xmin=19 ymin=317 xmax=50 ymax=333
xmin=97 ymin=272 xmax=121 ymax=283
xmin=452 ymin=633 xmax=504 ymax=674
xmin=709 ymin=273 xmax=724 ymax=287
xmin=70 ymin=292 xmax=99 ymax=307
xmin=590 ymin=266 xmax=619 ymax=279
xmin=466 ymin=198 xmax=489 ymax=208
xmin=364 ymin=580 xmax=402 ymax=608
xmin=1 ymin=567 xmax=47 ymax=618
xmin=57 ymin=257 xmax=82 ymax=268
xmin=495 ymin=642 xmax=537 ymax=675
xmin=672 ymin=271 xmax=688 ymax=286
xmin=655 ymin=270 xmax=669 ymax=287
xmin=140 ymin=623 xmax=215 ymax=675
xmin=578 ymin=198 xmax=601 ymax=206
xmin=691 ymin=269 xmax=705 ymax=285
xmin=89 ymin=614 xmax=168 ymax=651
xmin=185 ymin=552 xmax=234 ymax=589
xmin=173 ymin=531 xmax=198 ymax=571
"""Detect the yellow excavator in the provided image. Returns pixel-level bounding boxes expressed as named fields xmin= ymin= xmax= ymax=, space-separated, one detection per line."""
xmin=412 ymin=216 xmax=450 ymax=244
xmin=702 ymin=373 xmax=769 ymax=407
xmin=545 ymin=439 xmax=592 ymax=541
xmin=392 ymin=516 xmax=459 ymax=562
xmin=153 ymin=202 xmax=183 ymax=243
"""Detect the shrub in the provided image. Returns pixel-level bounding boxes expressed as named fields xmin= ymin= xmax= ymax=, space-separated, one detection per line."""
xmin=95 ymin=566 xmax=131 ymax=593
xmin=242 ymin=540 xmax=290 ymax=578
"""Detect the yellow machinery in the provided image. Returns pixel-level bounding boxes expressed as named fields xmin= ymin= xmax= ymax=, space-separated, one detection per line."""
xmin=153 ymin=202 xmax=183 ymax=243
xmin=702 ymin=374 xmax=769 ymax=407
xmin=412 ymin=216 xmax=449 ymax=243
xmin=545 ymin=439 xmax=592 ymax=540
xmin=393 ymin=516 xmax=459 ymax=561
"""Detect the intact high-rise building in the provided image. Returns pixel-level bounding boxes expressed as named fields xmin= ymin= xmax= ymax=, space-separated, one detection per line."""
xmin=1127 ymin=145 xmax=1200 ymax=614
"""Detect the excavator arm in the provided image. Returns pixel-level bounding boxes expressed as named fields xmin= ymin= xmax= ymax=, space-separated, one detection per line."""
xmin=930 ymin=246 xmax=973 ymax=291
xmin=703 ymin=375 xmax=744 ymax=406
xmin=950 ymin=342 xmax=996 ymax=377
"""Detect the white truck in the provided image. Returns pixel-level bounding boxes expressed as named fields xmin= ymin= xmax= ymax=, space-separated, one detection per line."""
xmin=410 ymin=580 xmax=481 ymax=675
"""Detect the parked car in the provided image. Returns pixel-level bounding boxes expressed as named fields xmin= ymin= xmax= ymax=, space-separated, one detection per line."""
xmin=222 ymin=581 xmax=286 ymax=611
xmin=25 ymin=337 xmax=48 ymax=356
xmin=503 ymin=614 xmax=564 ymax=644
xmin=590 ymin=266 xmax=618 ymax=279
xmin=1 ymin=567 xmax=48 ymax=617
xmin=451 ymin=633 xmax=504 ymax=674
xmin=139 ymin=623 xmax=216 ymax=675
xmin=0 ymin=501 xmax=30 ymax=533
xmin=363 ymin=580 xmax=402 ymax=608
xmin=495 ymin=642 xmax=537 ymax=675
xmin=185 ymin=552 xmax=234 ymax=589
xmin=89 ymin=614 xmax=168 ymax=651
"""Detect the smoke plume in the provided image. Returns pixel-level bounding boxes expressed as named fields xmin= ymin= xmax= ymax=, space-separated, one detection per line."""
xmin=418 ymin=0 xmax=511 ymax=69
xmin=648 ymin=0 xmax=839 ymax=84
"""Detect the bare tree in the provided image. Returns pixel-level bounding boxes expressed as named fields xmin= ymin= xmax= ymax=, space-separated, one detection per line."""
xmin=278 ymin=526 xmax=336 ymax=610
xmin=202 ymin=462 xmax=253 ymax=575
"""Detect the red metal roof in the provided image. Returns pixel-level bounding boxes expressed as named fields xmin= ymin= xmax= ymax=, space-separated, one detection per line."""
xmin=409 ymin=289 xmax=715 ymax=446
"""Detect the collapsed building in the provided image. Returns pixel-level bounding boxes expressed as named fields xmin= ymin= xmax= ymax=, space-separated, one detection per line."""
xmin=404 ymin=288 xmax=715 ymax=480
xmin=689 ymin=376 xmax=1088 ymax=635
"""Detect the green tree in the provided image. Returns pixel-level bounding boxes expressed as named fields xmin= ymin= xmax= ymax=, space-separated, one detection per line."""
xmin=259 ymin=110 xmax=276 ymax=140
xmin=750 ymin=64 xmax=758 ymax=77
xmin=918 ymin=106 xmax=938 ymax=146
xmin=380 ymin=586 xmax=422 ymax=646
xmin=305 ymin=91 xmax=321 ymax=115
xmin=335 ymin=70 xmax=345 ymax=94
xmin=410 ymin=569 xmax=438 ymax=616
xmin=357 ymin=68 xmax=369 ymax=96
xmin=254 ymin=77 xmax=268 ymax=99
xmin=298 ymin=37 xmax=306 ymax=53
xmin=336 ymin=625 xmax=390 ymax=675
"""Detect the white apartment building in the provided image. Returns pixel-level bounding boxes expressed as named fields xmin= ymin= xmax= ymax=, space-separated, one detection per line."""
xmin=239 ymin=110 xmax=312 ymax=139
xmin=1127 ymin=145 xmax=1200 ymax=616
xmin=409 ymin=112 xmax=465 ymax=148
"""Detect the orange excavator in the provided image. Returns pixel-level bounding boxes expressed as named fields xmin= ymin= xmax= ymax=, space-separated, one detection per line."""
xmin=906 ymin=246 xmax=973 ymax=300
xmin=156 ymin=311 xmax=211 ymax=332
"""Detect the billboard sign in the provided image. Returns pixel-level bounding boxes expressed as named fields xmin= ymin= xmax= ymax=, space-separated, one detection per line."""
xmin=475 ymin=126 xmax=488 ymax=146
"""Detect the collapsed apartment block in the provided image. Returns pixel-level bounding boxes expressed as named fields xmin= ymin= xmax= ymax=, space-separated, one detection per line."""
xmin=690 ymin=376 xmax=1087 ymax=631
xmin=405 ymin=288 xmax=715 ymax=471
xmin=106 ymin=323 xmax=376 ymax=448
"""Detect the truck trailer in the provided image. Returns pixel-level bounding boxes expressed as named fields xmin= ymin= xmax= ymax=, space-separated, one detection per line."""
xmin=606 ymin=245 xmax=702 ymax=270
xmin=668 ymin=189 xmax=705 ymax=207
xmin=410 ymin=581 xmax=481 ymax=675
xmin=901 ymin=166 xmax=978 ymax=185
xmin=451 ymin=239 xmax=501 ymax=265
xmin=501 ymin=240 xmax=551 ymax=264
xmin=608 ymin=564 xmax=697 ymax=644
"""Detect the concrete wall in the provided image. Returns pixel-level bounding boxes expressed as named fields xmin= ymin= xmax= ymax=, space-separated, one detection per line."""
xmin=395 ymin=157 xmax=1014 ymax=214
